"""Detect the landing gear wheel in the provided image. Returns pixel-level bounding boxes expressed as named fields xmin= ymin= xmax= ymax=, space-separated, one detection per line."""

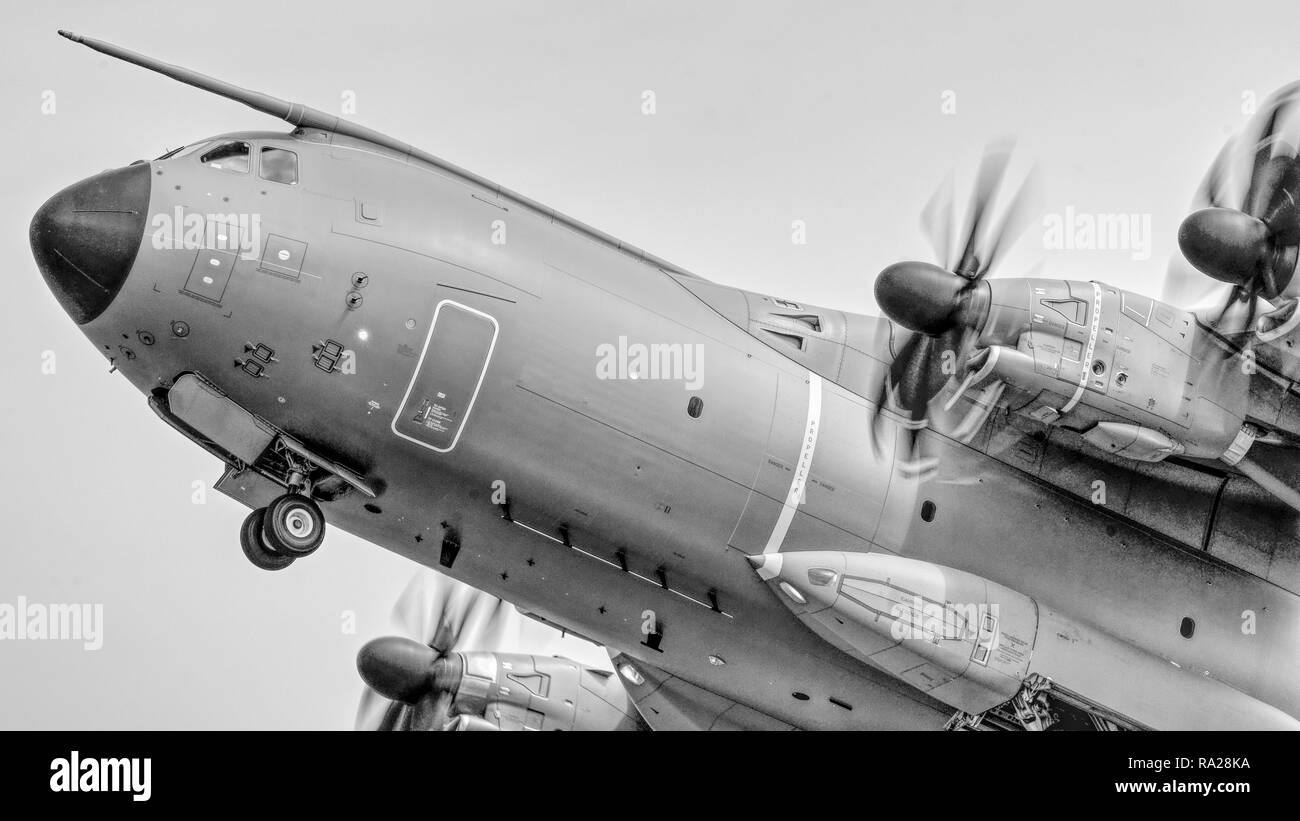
xmin=262 ymin=493 xmax=326 ymax=557
xmin=240 ymin=508 xmax=294 ymax=571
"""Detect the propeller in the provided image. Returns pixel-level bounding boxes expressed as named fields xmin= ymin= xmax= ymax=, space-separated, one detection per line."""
xmin=355 ymin=571 xmax=517 ymax=731
xmin=870 ymin=142 xmax=1036 ymax=466
xmin=1163 ymin=139 xmax=1238 ymax=310
xmin=1177 ymin=85 xmax=1300 ymax=336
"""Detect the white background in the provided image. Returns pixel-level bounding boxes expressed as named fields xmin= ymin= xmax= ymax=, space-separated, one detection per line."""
xmin=2 ymin=0 xmax=1296 ymax=727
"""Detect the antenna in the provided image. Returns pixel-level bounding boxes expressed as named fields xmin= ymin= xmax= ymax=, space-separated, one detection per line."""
xmin=57 ymin=30 xmax=705 ymax=282
xmin=59 ymin=30 xmax=355 ymax=137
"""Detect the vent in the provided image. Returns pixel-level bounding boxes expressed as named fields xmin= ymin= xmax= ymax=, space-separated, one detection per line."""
xmin=1041 ymin=298 xmax=1085 ymax=324
xmin=773 ymin=313 xmax=822 ymax=332
xmin=507 ymin=673 xmax=549 ymax=697
xmin=759 ymin=328 xmax=806 ymax=351
xmin=687 ymin=396 xmax=704 ymax=418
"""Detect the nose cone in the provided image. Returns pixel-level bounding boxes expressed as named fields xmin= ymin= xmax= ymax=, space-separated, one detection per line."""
xmin=357 ymin=636 xmax=438 ymax=703
xmin=1177 ymin=207 xmax=1269 ymax=288
xmin=874 ymin=261 xmax=967 ymax=335
xmin=30 ymin=163 xmax=151 ymax=324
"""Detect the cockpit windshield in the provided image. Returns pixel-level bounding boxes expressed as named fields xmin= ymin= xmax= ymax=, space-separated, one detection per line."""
xmin=260 ymin=146 xmax=298 ymax=185
xmin=199 ymin=141 xmax=251 ymax=173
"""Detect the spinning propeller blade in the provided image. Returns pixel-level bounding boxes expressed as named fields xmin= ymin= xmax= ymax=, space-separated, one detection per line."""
xmin=355 ymin=571 xmax=518 ymax=731
xmin=870 ymin=143 xmax=1035 ymax=467
xmin=1177 ymin=84 xmax=1300 ymax=337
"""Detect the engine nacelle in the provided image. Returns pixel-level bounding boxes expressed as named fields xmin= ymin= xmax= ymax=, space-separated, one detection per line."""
xmin=750 ymin=550 xmax=1299 ymax=730
xmin=441 ymin=652 xmax=647 ymax=731
xmin=969 ymin=278 xmax=1250 ymax=461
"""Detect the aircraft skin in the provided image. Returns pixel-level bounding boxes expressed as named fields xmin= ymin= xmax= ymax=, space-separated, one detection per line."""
xmin=30 ymin=34 xmax=1300 ymax=730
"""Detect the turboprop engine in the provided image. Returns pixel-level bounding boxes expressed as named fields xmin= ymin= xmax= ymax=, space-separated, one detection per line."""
xmin=358 ymin=639 xmax=646 ymax=731
xmin=878 ymin=267 xmax=1255 ymax=464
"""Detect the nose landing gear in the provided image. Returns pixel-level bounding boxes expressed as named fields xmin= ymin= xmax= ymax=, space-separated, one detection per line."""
xmin=239 ymin=493 xmax=326 ymax=571
xmin=263 ymin=493 xmax=326 ymax=556
xmin=240 ymin=508 xmax=293 ymax=571
xmin=149 ymin=375 xmax=372 ymax=572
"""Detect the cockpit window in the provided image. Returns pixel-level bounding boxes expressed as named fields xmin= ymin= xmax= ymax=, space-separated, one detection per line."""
xmin=260 ymin=147 xmax=298 ymax=185
xmin=200 ymin=141 xmax=251 ymax=173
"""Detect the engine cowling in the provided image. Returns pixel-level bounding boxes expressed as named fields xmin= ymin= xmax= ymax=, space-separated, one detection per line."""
xmin=439 ymin=652 xmax=646 ymax=731
xmin=967 ymin=278 xmax=1250 ymax=461
xmin=750 ymin=550 xmax=1299 ymax=730
xmin=358 ymin=638 xmax=648 ymax=731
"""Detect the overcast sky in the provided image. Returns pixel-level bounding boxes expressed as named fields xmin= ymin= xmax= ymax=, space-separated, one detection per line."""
xmin=3 ymin=0 xmax=1298 ymax=728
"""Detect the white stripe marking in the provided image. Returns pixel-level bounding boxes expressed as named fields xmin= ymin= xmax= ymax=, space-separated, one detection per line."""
xmin=1061 ymin=282 xmax=1102 ymax=414
xmin=762 ymin=373 xmax=823 ymax=557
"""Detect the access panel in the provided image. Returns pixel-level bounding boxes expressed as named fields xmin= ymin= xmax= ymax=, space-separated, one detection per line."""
xmin=391 ymin=300 xmax=499 ymax=453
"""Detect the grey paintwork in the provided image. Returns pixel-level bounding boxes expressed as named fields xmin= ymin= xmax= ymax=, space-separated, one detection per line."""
xmin=38 ymin=34 xmax=1300 ymax=729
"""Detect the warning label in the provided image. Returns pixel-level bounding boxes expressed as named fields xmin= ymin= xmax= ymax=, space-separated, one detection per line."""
xmin=413 ymin=393 xmax=455 ymax=434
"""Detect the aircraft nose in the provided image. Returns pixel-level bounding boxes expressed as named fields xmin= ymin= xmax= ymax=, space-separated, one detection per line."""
xmin=30 ymin=162 xmax=151 ymax=324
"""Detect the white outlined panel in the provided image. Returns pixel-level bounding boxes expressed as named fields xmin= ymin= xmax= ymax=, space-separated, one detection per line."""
xmin=391 ymin=299 xmax=499 ymax=453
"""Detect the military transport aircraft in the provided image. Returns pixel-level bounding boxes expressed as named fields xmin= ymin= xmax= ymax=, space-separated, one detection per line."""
xmin=32 ymin=31 xmax=1300 ymax=731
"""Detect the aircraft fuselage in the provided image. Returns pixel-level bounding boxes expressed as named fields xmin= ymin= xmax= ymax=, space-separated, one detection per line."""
xmin=37 ymin=128 xmax=1300 ymax=729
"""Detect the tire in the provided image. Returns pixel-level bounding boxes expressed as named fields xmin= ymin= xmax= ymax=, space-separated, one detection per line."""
xmin=240 ymin=508 xmax=294 ymax=571
xmin=262 ymin=493 xmax=326 ymax=557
